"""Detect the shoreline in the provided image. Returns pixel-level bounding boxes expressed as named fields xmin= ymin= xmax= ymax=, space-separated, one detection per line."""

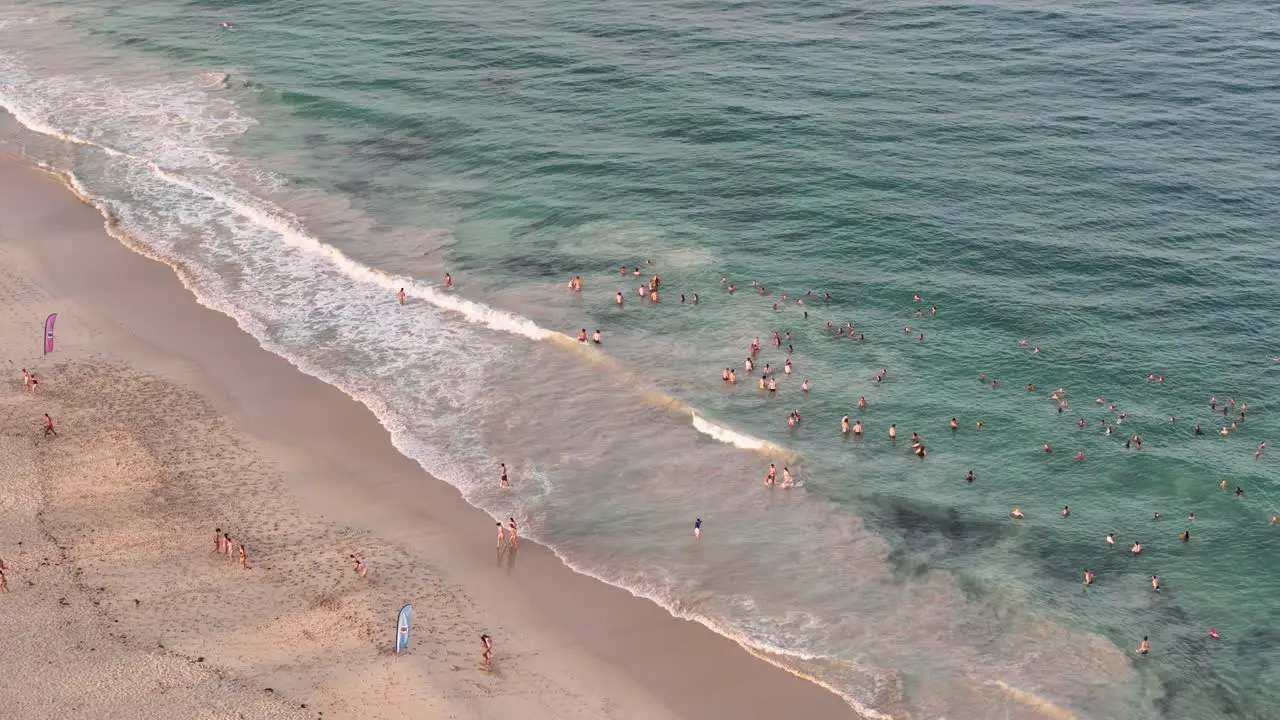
xmin=0 ymin=152 xmax=857 ymax=718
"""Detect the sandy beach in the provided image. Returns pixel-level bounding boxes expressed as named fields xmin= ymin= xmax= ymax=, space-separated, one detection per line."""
xmin=0 ymin=152 xmax=854 ymax=719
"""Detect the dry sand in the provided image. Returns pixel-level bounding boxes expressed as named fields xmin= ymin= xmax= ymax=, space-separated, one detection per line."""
xmin=0 ymin=153 xmax=855 ymax=720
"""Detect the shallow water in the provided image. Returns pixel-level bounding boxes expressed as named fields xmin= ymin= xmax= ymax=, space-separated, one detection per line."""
xmin=3 ymin=1 xmax=1280 ymax=716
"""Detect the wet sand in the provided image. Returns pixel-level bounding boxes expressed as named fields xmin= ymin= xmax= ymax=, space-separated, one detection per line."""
xmin=0 ymin=153 xmax=855 ymax=719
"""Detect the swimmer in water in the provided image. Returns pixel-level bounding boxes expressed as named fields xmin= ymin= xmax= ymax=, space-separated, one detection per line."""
xmin=1220 ymin=479 xmax=1228 ymax=491
xmin=1083 ymin=569 xmax=1094 ymax=587
xmin=1074 ymin=452 xmax=1086 ymax=461
xmin=722 ymin=368 xmax=730 ymax=382
xmin=931 ymin=305 xmax=936 ymax=316
xmin=578 ymin=329 xmax=588 ymax=343
xmin=1010 ymin=508 xmax=1024 ymax=519
xmin=592 ymin=329 xmax=601 ymax=344
xmin=976 ymin=421 xmax=984 ymax=431
xmin=852 ymin=420 xmax=863 ymax=436
xmin=783 ymin=359 xmax=792 ymax=375
xmin=801 ymin=378 xmax=810 ymax=392
xmin=616 ymin=292 xmax=624 ymax=307
xmin=768 ymin=377 xmax=777 ymax=392
xmin=1106 ymin=533 xmax=1115 ymax=547
xmin=1061 ymin=505 xmax=1070 ymax=518
xmin=1136 ymin=637 xmax=1149 ymax=656
xmin=949 ymin=417 xmax=958 ymax=431
xmin=1209 ymin=629 xmax=1220 ymax=639
xmin=397 ymin=288 xmax=405 ymax=305
xmin=781 ymin=467 xmax=793 ymax=487
xmin=728 ymin=369 xmax=737 ymax=384
xmin=912 ymin=293 xmax=921 ymax=303
xmin=745 ymin=357 xmax=754 ymax=373
xmin=1180 ymin=530 xmax=1189 ymax=542
xmin=1043 ymin=443 xmax=1052 ymax=453
xmin=858 ymin=397 xmax=867 ymax=411
xmin=965 ymin=470 xmax=974 ymax=483
xmin=888 ymin=424 xmax=897 ymax=441
xmin=1151 ymin=575 xmax=1160 ymax=592
xmin=759 ymin=376 xmax=767 ymax=390
xmin=693 ymin=294 xmax=699 ymax=303
xmin=765 ymin=464 xmax=777 ymax=486
xmin=842 ymin=415 xmax=850 ymax=434
xmin=444 ymin=272 xmax=452 ymax=288
xmin=1131 ymin=541 xmax=1143 ymax=555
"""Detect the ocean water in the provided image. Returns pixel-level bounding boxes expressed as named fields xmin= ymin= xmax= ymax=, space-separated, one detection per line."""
xmin=3 ymin=0 xmax=1279 ymax=717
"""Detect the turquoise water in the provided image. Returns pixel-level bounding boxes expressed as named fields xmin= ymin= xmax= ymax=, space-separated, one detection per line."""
xmin=3 ymin=0 xmax=1280 ymax=716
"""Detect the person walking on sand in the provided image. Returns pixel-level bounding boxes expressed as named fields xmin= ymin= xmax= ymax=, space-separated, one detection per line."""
xmin=508 ymin=518 xmax=518 ymax=549
xmin=694 ymin=518 xmax=702 ymax=540
xmin=238 ymin=544 xmax=247 ymax=569
xmin=500 ymin=463 xmax=509 ymax=489
xmin=21 ymin=368 xmax=30 ymax=390
xmin=42 ymin=414 xmax=56 ymax=438
xmin=496 ymin=522 xmax=507 ymax=549
xmin=214 ymin=527 xmax=223 ymax=554
xmin=0 ymin=566 xmax=7 ymax=593
xmin=29 ymin=374 xmax=40 ymax=394
xmin=481 ymin=634 xmax=493 ymax=666
xmin=224 ymin=532 xmax=233 ymax=559
xmin=397 ymin=288 xmax=405 ymax=305
xmin=352 ymin=554 xmax=368 ymax=579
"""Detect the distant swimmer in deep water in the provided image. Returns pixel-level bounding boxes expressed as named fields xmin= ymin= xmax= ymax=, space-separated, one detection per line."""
xmin=1151 ymin=575 xmax=1160 ymax=592
xmin=1137 ymin=637 xmax=1149 ymax=656
xmin=1194 ymin=425 xmax=1203 ymax=435
xmin=1180 ymin=530 xmax=1189 ymax=542
xmin=1083 ymin=569 xmax=1094 ymax=587
xmin=1131 ymin=541 xmax=1143 ymax=555
xmin=801 ymin=378 xmax=810 ymax=392
xmin=965 ymin=470 xmax=974 ymax=483
xmin=616 ymin=291 xmax=624 ymax=307
xmin=1209 ymin=629 xmax=1221 ymax=639
xmin=1061 ymin=505 xmax=1070 ymax=518
xmin=888 ymin=424 xmax=897 ymax=441
xmin=1009 ymin=508 xmax=1024 ymax=519
xmin=1043 ymin=443 xmax=1052 ymax=453
xmin=950 ymin=417 xmax=958 ymax=431
xmin=858 ymin=397 xmax=867 ymax=411
xmin=397 ymin=288 xmax=405 ymax=305
xmin=842 ymin=415 xmax=850 ymax=434
xmin=1106 ymin=533 xmax=1115 ymax=547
